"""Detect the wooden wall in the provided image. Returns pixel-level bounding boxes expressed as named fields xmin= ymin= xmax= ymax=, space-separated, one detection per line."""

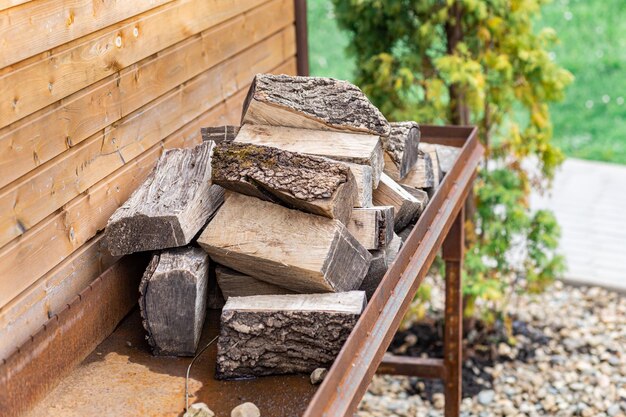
xmin=0 ymin=0 xmax=300 ymax=360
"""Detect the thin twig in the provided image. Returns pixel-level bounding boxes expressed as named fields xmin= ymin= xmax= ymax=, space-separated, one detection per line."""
xmin=185 ymin=335 xmax=218 ymax=411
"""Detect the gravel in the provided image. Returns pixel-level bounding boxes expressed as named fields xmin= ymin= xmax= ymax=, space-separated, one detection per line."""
xmin=358 ymin=280 xmax=626 ymax=417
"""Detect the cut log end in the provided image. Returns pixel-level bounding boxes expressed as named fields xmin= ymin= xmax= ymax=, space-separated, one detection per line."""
xmin=383 ymin=121 xmax=420 ymax=180
xmin=201 ymin=125 xmax=240 ymax=143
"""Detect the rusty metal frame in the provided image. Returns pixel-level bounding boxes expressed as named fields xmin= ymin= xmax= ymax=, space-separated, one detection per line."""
xmin=303 ymin=125 xmax=482 ymax=417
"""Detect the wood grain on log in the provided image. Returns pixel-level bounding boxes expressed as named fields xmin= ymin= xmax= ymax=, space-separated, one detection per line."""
xmin=201 ymin=125 xmax=240 ymax=143
xmin=345 ymin=162 xmax=373 ymax=208
xmin=420 ymin=143 xmax=442 ymax=186
xmin=401 ymin=185 xmax=429 ymax=218
xmin=234 ymin=124 xmax=384 ymax=186
xmin=216 ymin=265 xmax=295 ymax=300
xmin=399 ymin=150 xmax=435 ymax=190
xmin=139 ymin=247 xmax=210 ymax=356
xmin=359 ymin=233 xmax=403 ymax=299
xmin=211 ymin=142 xmax=357 ymax=224
xmin=198 ymin=193 xmax=371 ymax=293
xmin=348 ymin=206 xmax=394 ymax=250
xmin=241 ymin=74 xmax=390 ymax=136
xmin=104 ymin=141 xmax=224 ymax=256
xmin=216 ymin=291 xmax=366 ymax=379
xmin=373 ymin=173 xmax=422 ymax=232
xmin=382 ymin=121 xmax=420 ymax=181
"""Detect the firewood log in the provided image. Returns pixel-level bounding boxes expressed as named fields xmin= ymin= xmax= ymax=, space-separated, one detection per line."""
xmin=216 ymin=265 xmax=295 ymax=300
xmin=198 ymin=193 xmax=371 ymax=293
xmin=398 ymin=150 xmax=435 ymax=190
xmin=211 ymin=142 xmax=357 ymax=224
xmin=435 ymin=144 xmax=461 ymax=176
xmin=201 ymin=125 xmax=239 ymax=143
xmin=348 ymin=206 xmax=394 ymax=250
xmin=359 ymin=233 xmax=403 ymax=299
xmin=216 ymin=291 xmax=366 ymax=379
xmin=345 ymin=162 xmax=373 ymax=208
xmin=373 ymin=173 xmax=423 ymax=232
xmin=382 ymin=121 xmax=420 ymax=181
xmin=241 ymin=74 xmax=390 ymax=137
xmin=234 ymin=124 xmax=384 ymax=187
xmin=139 ymin=247 xmax=210 ymax=356
xmin=420 ymin=143 xmax=442 ymax=186
xmin=104 ymin=141 xmax=224 ymax=256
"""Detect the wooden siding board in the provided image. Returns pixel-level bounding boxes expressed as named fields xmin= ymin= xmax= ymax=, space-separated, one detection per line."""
xmin=0 ymin=0 xmax=272 ymax=128
xmin=0 ymin=27 xmax=295 ymax=249
xmin=0 ymin=0 xmax=173 ymax=69
xmin=0 ymin=56 xmax=297 ymax=362
xmin=0 ymin=0 xmax=293 ymax=190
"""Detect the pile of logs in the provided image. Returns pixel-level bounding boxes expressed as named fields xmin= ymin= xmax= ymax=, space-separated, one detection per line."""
xmin=103 ymin=74 xmax=460 ymax=379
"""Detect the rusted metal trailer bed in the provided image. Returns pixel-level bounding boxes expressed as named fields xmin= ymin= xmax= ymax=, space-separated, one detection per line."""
xmin=1 ymin=125 xmax=482 ymax=417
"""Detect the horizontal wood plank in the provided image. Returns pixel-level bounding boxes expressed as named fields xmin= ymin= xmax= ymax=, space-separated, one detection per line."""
xmin=0 ymin=0 xmax=30 ymax=11
xmin=0 ymin=0 xmax=270 ymax=128
xmin=0 ymin=0 xmax=293 ymax=189
xmin=0 ymin=27 xmax=295 ymax=249
xmin=0 ymin=56 xmax=296 ymax=358
xmin=0 ymin=0 xmax=172 ymax=69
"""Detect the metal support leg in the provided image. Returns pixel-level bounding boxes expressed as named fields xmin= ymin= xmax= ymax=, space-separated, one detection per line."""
xmin=442 ymin=207 xmax=464 ymax=417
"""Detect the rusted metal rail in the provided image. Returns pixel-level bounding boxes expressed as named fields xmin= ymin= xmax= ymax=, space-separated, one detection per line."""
xmin=1 ymin=126 xmax=482 ymax=417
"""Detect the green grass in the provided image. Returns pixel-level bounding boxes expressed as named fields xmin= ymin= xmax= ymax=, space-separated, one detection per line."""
xmin=308 ymin=0 xmax=626 ymax=165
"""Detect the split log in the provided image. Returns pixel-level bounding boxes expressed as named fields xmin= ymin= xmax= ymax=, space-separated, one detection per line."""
xmin=373 ymin=173 xmax=422 ymax=232
xmin=104 ymin=141 xmax=224 ymax=256
xmin=346 ymin=163 xmax=373 ymax=208
xmin=234 ymin=124 xmax=384 ymax=187
xmin=435 ymin=144 xmax=461 ymax=176
xmin=382 ymin=121 xmax=420 ymax=181
xmin=401 ymin=185 xmax=429 ymax=218
xmin=359 ymin=233 xmax=403 ymax=299
xmin=216 ymin=291 xmax=367 ymax=379
xmin=211 ymin=142 xmax=357 ymax=224
xmin=241 ymin=74 xmax=390 ymax=137
xmin=347 ymin=206 xmax=394 ymax=250
xmin=198 ymin=193 xmax=371 ymax=293
xmin=201 ymin=125 xmax=239 ymax=143
xmin=420 ymin=143 xmax=442 ymax=186
xmin=399 ymin=150 xmax=435 ymax=190
xmin=359 ymin=249 xmax=387 ymax=300
xmin=207 ymin=262 xmax=225 ymax=310
xmin=139 ymin=247 xmax=210 ymax=356
xmin=216 ymin=265 xmax=295 ymax=300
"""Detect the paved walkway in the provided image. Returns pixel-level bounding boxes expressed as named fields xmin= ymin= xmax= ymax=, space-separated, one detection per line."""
xmin=531 ymin=158 xmax=626 ymax=291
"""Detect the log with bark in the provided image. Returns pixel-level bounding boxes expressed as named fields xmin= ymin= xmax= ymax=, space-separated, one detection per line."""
xmin=216 ymin=265 xmax=295 ymax=300
xmin=373 ymin=173 xmax=423 ymax=232
xmin=347 ymin=206 xmax=394 ymax=250
xmin=216 ymin=291 xmax=367 ymax=379
xmin=104 ymin=141 xmax=224 ymax=256
xmin=359 ymin=233 xmax=403 ymax=299
xmin=241 ymin=74 xmax=390 ymax=137
xmin=198 ymin=192 xmax=371 ymax=293
xmin=201 ymin=125 xmax=239 ymax=143
xmin=234 ymin=124 xmax=384 ymax=187
xmin=419 ymin=143 xmax=442 ymax=186
xmin=211 ymin=142 xmax=357 ymax=224
xmin=382 ymin=121 xmax=420 ymax=181
xmin=139 ymin=247 xmax=210 ymax=356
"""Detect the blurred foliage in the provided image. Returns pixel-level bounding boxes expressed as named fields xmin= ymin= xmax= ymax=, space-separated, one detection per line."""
xmin=332 ymin=0 xmax=570 ymax=322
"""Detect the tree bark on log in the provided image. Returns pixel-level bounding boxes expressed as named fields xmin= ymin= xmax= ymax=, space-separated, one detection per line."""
xmin=216 ymin=265 xmax=295 ymax=300
xmin=198 ymin=193 xmax=371 ymax=293
xmin=211 ymin=142 xmax=357 ymax=224
xmin=241 ymin=74 xmax=390 ymax=137
xmin=348 ymin=206 xmax=394 ymax=250
xmin=139 ymin=247 xmax=210 ymax=356
xmin=382 ymin=121 xmax=420 ymax=181
xmin=234 ymin=124 xmax=384 ymax=187
xmin=373 ymin=173 xmax=422 ymax=232
xmin=104 ymin=141 xmax=224 ymax=256
xmin=201 ymin=125 xmax=239 ymax=143
xmin=216 ymin=291 xmax=366 ymax=379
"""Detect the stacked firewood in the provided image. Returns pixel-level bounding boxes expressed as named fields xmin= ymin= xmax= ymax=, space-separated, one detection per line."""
xmin=103 ymin=74 xmax=459 ymax=379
